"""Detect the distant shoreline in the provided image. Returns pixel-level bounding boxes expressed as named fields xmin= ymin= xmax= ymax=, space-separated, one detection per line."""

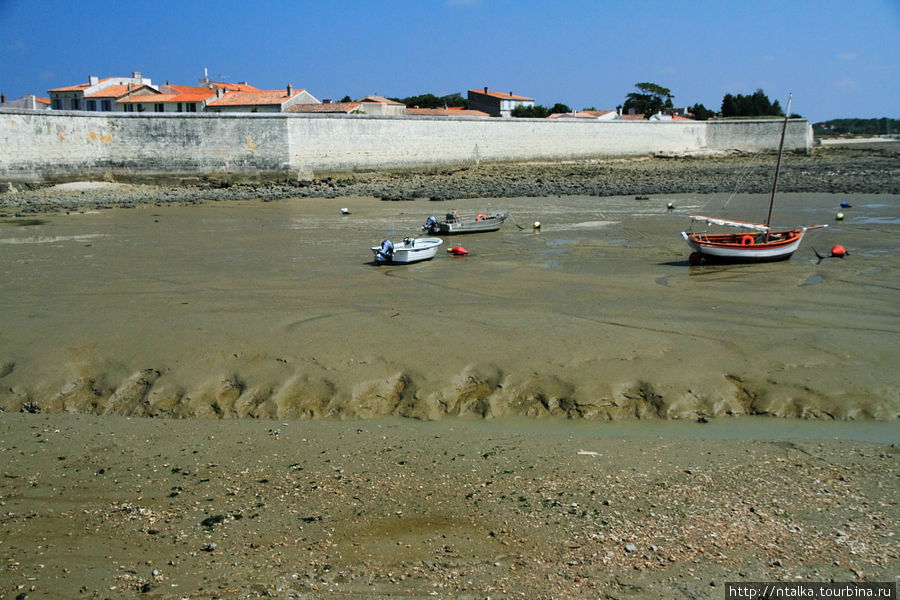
xmin=1 ymin=142 xmax=897 ymax=216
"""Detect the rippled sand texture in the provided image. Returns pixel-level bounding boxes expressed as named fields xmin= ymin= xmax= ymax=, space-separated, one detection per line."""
xmin=1 ymin=192 xmax=898 ymax=419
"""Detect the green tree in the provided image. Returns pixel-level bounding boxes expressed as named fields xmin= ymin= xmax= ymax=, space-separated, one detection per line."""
xmin=340 ymin=95 xmax=352 ymax=103
xmin=690 ymin=103 xmax=714 ymax=120
xmin=721 ymin=94 xmax=738 ymax=117
xmin=720 ymin=89 xmax=783 ymax=117
xmin=511 ymin=104 xmax=551 ymax=118
xmin=623 ymin=82 xmax=673 ymax=117
xmin=549 ymin=103 xmax=572 ymax=114
xmin=390 ymin=92 xmax=467 ymax=109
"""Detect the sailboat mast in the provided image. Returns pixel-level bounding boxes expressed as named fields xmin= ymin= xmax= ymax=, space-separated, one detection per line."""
xmin=765 ymin=94 xmax=792 ymax=234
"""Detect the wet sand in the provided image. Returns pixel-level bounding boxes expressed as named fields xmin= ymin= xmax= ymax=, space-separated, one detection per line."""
xmin=1 ymin=192 xmax=897 ymax=420
xmin=0 ymin=148 xmax=898 ymax=598
xmin=1 ymin=414 xmax=897 ymax=599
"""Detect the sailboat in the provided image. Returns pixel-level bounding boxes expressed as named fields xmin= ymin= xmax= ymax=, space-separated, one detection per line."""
xmin=681 ymin=94 xmax=826 ymax=265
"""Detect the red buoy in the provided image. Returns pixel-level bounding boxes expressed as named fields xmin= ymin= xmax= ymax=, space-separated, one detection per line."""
xmin=830 ymin=244 xmax=847 ymax=258
xmin=448 ymin=246 xmax=468 ymax=256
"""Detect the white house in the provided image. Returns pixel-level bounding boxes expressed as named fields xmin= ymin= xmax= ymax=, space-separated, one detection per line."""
xmin=48 ymin=72 xmax=153 ymax=111
xmin=116 ymin=84 xmax=217 ymax=113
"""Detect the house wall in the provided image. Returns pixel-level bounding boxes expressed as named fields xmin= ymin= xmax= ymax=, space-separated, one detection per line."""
xmin=466 ymin=94 xmax=500 ymax=116
xmin=0 ymin=109 xmax=813 ymax=184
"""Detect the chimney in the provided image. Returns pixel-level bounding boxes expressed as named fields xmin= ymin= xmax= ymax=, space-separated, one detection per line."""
xmin=132 ymin=71 xmax=141 ymax=79
xmin=89 ymin=76 xmax=99 ymax=86
xmin=509 ymin=91 xmax=513 ymax=96
xmin=1 ymin=94 xmax=5 ymax=104
xmin=286 ymin=84 xmax=293 ymax=96
xmin=483 ymin=86 xmax=488 ymax=94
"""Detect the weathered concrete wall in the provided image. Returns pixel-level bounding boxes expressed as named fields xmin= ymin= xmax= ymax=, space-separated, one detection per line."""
xmin=706 ymin=118 xmax=813 ymax=153
xmin=0 ymin=109 xmax=812 ymax=183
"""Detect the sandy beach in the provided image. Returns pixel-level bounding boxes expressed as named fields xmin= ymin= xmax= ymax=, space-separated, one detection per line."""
xmin=0 ymin=143 xmax=898 ymax=598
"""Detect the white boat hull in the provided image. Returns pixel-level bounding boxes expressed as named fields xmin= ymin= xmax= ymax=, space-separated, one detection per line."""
xmin=426 ymin=212 xmax=509 ymax=235
xmin=681 ymin=230 xmax=804 ymax=263
xmin=372 ymin=237 xmax=443 ymax=264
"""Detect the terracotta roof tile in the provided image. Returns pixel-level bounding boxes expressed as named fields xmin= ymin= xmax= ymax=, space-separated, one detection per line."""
xmin=580 ymin=110 xmax=615 ymax=117
xmin=49 ymin=77 xmax=117 ymax=92
xmin=206 ymin=89 xmax=302 ymax=107
xmin=209 ymin=82 xmax=261 ymax=92
xmin=468 ymin=89 xmax=534 ymax=101
xmin=118 ymin=88 xmax=216 ymax=104
xmin=85 ymin=85 xmax=137 ymax=98
xmin=356 ymin=95 xmax=404 ymax=105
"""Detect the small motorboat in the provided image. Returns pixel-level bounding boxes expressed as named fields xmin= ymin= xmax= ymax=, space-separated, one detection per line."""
xmin=423 ymin=211 xmax=509 ymax=235
xmin=372 ymin=237 xmax=443 ymax=264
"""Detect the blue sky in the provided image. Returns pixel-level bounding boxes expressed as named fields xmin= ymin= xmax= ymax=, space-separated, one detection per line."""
xmin=1 ymin=0 xmax=898 ymax=123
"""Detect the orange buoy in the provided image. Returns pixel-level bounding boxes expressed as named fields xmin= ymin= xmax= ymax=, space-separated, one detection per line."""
xmin=448 ymin=246 xmax=468 ymax=256
xmin=740 ymin=235 xmax=754 ymax=246
xmin=830 ymin=244 xmax=847 ymax=258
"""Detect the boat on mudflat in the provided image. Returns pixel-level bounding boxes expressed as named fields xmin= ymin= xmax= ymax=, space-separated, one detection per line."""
xmin=372 ymin=237 xmax=443 ymax=264
xmin=681 ymin=94 xmax=826 ymax=265
xmin=681 ymin=218 xmax=811 ymax=263
xmin=423 ymin=211 xmax=509 ymax=235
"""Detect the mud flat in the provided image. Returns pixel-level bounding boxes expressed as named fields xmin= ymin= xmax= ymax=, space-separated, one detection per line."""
xmin=0 ymin=145 xmax=897 ymax=599
xmin=0 ymin=414 xmax=898 ymax=599
xmin=1 ymin=186 xmax=898 ymax=421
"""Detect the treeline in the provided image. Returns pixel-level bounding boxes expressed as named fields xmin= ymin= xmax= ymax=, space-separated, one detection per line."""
xmin=720 ymin=90 xmax=784 ymax=118
xmin=389 ymin=93 xmax=466 ymax=109
xmin=384 ymin=85 xmax=814 ymax=121
xmin=814 ymin=118 xmax=899 ymax=136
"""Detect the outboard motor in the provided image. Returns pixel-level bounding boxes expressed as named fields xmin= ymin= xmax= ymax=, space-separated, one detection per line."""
xmin=375 ymin=239 xmax=394 ymax=264
xmin=423 ymin=216 xmax=437 ymax=232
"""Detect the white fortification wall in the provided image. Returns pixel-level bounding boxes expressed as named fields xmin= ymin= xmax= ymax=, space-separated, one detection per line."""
xmin=0 ymin=109 xmax=813 ymax=183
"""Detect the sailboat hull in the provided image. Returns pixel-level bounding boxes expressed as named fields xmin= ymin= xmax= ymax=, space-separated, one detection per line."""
xmin=681 ymin=229 xmax=805 ymax=263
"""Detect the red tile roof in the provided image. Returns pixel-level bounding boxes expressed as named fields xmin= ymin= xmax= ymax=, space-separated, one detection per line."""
xmin=115 ymin=85 xmax=214 ymax=104
xmin=356 ymin=95 xmax=404 ymax=105
xmin=206 ymin=89 xmax=303 ymax=107
xmin=209 ymin=82 xmax=261 ymax=92
xmin=48 ymin=78 xmax=112 ymax=92
xmin=468 ymin=89 xmax=533 ymax=101
xmin=621 ymin=113 xmax=646 ymax=120
xmin=580 ymin=110 xmax=615 ymax=118
xmin=85 ymin=85 xmax=139 ymax=98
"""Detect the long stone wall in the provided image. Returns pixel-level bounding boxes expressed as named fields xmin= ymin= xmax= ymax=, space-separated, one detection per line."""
xmin=0 ymin=109 xmax=812 ymax=183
